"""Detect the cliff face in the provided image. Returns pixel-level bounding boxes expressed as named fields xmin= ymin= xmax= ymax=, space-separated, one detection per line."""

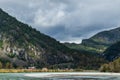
xmin=0 ymin=8 xmax=74 ymax=68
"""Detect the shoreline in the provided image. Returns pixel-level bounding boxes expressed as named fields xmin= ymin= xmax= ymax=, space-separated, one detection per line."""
xmin=0 ymin=69 xmax=97 ymax=73
xmin=0 ymin=69 xmax=120 ymax=77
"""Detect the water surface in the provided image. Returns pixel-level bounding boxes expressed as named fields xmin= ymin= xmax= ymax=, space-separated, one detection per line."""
xmin=0 ymin=73 xmax=119 ymax=80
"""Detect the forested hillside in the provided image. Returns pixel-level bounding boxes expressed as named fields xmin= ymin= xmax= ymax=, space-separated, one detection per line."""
xmin=0 ymin=8 xmax=105 ymax=69
xmin=65 ymin=27 xmax=120 ymax=54
xmin=103 ymin=41 xmax=120 ymax=61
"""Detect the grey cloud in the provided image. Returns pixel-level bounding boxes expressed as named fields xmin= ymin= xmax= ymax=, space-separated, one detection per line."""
xmin=0 ymin=0 xmax=120 ymax=43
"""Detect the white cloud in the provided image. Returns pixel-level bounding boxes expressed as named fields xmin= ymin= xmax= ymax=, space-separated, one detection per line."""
xmin=34 ymin=5 xmax=66 ymax=27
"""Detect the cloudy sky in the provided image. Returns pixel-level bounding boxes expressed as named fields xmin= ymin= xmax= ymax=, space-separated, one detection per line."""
xmin=0 ymin=0 xmax=120 ymax=43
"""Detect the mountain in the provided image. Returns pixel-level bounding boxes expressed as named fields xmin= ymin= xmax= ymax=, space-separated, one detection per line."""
xmin=0 ymin=8 xmax=105 ymax=69
xmin=65 ymin=27 xmax=120 ymax=54
xmin=82 ymin=27 xmax=120 ymax=53
xmin=103 ymin=41 xmax=120 ymax=61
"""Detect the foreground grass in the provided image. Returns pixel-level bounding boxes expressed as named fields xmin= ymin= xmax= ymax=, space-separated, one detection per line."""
xmin=0 ymin=69 xmax=97 ymax=73
xmin=0 ymin=69 xmax=74 ymax=73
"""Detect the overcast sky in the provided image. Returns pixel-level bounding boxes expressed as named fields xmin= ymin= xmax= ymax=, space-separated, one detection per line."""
xmin=0 ymin=0 xmax=120 ymax=43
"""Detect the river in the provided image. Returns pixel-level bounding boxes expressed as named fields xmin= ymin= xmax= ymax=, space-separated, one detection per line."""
xmin=0 ymin=72 xmax=120 ymax=80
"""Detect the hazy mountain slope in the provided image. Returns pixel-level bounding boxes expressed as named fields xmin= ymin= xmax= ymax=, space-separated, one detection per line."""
xmin=65 ymin=27 xmax=120 ymax=54
xmin=0 ymin=8 xmax=105 ymax=69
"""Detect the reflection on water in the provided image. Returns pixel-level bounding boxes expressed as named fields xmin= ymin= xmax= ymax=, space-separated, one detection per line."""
xmin=0 ymin=73 xmax=119 ymax=80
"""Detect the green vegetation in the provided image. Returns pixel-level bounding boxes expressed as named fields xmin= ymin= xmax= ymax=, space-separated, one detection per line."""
xmin=0 ymin=40 xmax=3 ymax=48
xmin=7 ymin=53 xmax=16 ymax=58
xmin=5 ymin=62 xmax=13 ymax=69
xmin=100 ymin=58 xmax=120 ymax=72
xmin=103 ymin=41 xmax=120 ymax=61
xmin=0 ymin=62 xmax=2 ymax=69
xmin=1 ymin=7 xmax=120 ymax=71
xmin=0 ymin=61 xmax=13 ymax=69
xmin=0 ymin=8 xmax=106 ymax=70
xmin=64 ymin=43 xmax=106 ymax=54
xmin=64 ymin=27 xmax=120 ymax=54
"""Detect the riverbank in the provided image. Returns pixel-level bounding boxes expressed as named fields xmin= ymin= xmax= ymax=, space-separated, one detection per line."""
xmin=0 ymin=69 xmax=119 ymax=74
xmin=0 ymin=69 xmax=96 ymax=73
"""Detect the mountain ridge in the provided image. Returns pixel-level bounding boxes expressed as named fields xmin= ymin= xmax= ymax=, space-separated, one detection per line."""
xmin=0 ymin=8 xmax=105 ymax=69
xmin=64 ymin=27 xmax=120 ymax=54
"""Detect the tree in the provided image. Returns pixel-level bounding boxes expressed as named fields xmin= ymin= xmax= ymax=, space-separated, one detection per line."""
xmin=0 ymin=62 xmax=2 ymax=69
xmin=5 ymin=62 xmax=13 ymax=69
xmin=100 ymin=64 xmax=110 ymax=72
xmin=100 ymin=58 xmax=120 ymax=72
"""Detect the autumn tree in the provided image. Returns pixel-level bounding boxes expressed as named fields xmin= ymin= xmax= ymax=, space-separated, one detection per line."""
xmin=5 ymin=62 xmax=13 ymax=69
xmin=0 ymin=62 xmax=2 ymax=69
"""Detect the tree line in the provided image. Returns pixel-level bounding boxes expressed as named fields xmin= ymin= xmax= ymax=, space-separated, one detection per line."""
xmin=0 ymin=62 xmax=13 ymax=69
xmin=100 ymin=58 xmax=120 ymax=72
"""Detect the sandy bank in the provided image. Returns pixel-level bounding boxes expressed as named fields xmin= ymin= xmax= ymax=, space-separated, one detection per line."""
xmin=24 ymin=72 xmax=120 ymax=78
